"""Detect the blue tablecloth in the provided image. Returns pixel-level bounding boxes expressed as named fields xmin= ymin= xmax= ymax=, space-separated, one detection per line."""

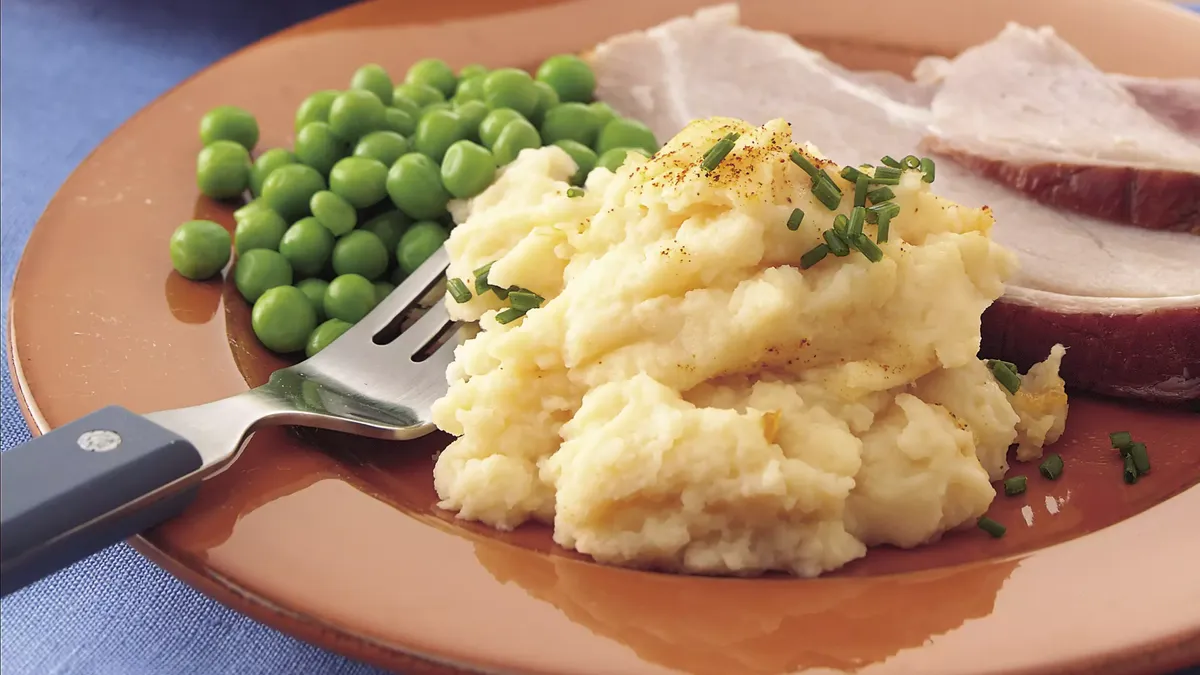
xmin=3 ymin=2 xmax=1199 ymax=674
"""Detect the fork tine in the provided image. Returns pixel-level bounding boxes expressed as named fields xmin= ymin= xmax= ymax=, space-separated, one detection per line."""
xmin=359 ymin=246 xmax=451 ymax=335
xmin=389 ymin=301 xmax=454 ymax=357
xmin=423 ymin=328 xmax=460 ymax=371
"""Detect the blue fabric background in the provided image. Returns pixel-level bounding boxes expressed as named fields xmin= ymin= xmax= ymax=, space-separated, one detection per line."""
xmin=2 ymin=2 xmax=1199 ymax=674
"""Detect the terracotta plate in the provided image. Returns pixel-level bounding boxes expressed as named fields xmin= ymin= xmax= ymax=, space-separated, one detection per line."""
xmin=8 ymin=0 xmax=1200 ymax=673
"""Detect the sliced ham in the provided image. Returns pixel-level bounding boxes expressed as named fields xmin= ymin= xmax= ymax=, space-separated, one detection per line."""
xmin=590 ymin=4 xmax=1200 ymax=402
xmin=915 ymin=57 xmax=1200 ymax=143
xmin=922 ymin=24 xmax=1200 ymax=233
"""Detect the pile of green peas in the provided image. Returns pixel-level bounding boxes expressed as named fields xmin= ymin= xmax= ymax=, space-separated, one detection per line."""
xmin=171 ymin=54 xmax=657 ymax=357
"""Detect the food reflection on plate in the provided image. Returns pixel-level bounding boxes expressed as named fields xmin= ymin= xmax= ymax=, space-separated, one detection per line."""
xmin=472 ymin=536 xmax=1020 ymax=675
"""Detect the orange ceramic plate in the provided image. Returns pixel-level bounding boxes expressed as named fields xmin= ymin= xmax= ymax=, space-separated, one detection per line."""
xmin=7 ymin=0 xmax=1200 ymax=673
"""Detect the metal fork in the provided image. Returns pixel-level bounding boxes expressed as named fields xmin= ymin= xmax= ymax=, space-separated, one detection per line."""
xmin=0 ymin=248 xmax=457 ymax=597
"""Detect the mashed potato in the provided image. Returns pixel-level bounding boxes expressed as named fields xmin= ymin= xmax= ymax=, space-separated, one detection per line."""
xmin=430 ymin=117 xmax=1069 ymax=576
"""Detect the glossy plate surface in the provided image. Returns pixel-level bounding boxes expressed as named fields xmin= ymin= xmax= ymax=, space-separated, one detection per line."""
xmin=7 ymin=0 xmax=1200 ymax=673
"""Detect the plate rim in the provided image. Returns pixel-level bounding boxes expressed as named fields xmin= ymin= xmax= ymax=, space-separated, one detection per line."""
xmin=6 ymin=0 xmax=1200 ymax=673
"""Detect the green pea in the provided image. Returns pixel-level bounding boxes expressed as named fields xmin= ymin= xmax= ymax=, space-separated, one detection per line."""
xmin=234 ymin=206 xmax=288 ymax=254
xmin=324 ymin=273 xmax=378 ymax=323
xmin=453 ymin=75 xmax=485 ymax=104
xmin=553 ymin=140 xmax=598 ymax=186
xmin=350 ymin=63 xmax=393 ymax=106
xmin=328 ymin=90 xmax=386 ymax=142
xmin=235 ymin=249 xmax=293 ymax=303
xmin=483 ymin=68 xmax=539 ymax=118
xmin=415 ymin=109 xmax=466 ymax=162
xmin=478 ymin=108 xmax=526 ymax=150
xmin=540 ymin=102 xmax=600 ymax=147
xmin=386 ymin=153 xmax=450 ymax=220
xmin=440 ymin=140 xmax=496 ymax=199
xmin=196 ymin=140 xmax=251 ymax=199
xmin=353 ymin=131 xmax=410 ymax=167
xmin=252 ymin=285 xmax=317 ymax=354
xmin=249 ymin=148 xmax=297 ymax=197
xmin=536 ymin=54 xmax=596 ymax=103
xmin=372 ymin=281 xmax=396 ymax=304
xmin=306 ymin=318 xmax=353 ymax=358
xmin=295 ymin=122 xmax=348 ymax=176
xmin=421 ymin=101 xmax=453 ymax=120
xmin=389 ymin=93 xmax=420 ymax=117
xmin=393 ymin=83 xmax=444 ymax=110
xmin=453 ymin=100 xmax=489 ymax=141
xmin=596 ymin=118 xmax=657 ymax=156
xmin=361 ymin=210 xmax=410 ymax=256
xmin=296 ymin=278 xmax=330 ymax=322
xmin=331 ymin=230 xmax=389 ymax=280
xmin=234 ymin=199 xmax=271 ymax=224
xmin=295 ymin=90 xmax=339 ymax=132
xmin=279 ymin=217 xmax=335 ymax=278
xmin=397 ymin=221 xmax=448 ymax=275
xmin=589 ymin=101 xmax=618 ymax=129
xmin=309 ymin=190 xmax=357 ymax=236
xmin=199 ymin=105 xmax=259 ymax=151
xmin=406 ymin=58 xmax=457 ymax=98
xmin=261 ymin=164 xmax=326 ymax=222
xmin=597 ymin=147 xmax=649 ymax=173
xmin=529 ymin=81 xmax=560 ymax=127
xmin=383 ymin=107 xmax=416 ymax=137
xmin=459 ymin=64 xmax=488 ymax=80
xmin=328 ymin=156 xmax=389 ymax=209
xmin=492 ymin=118 xmax=541 ymax=166
xmin=169 ymin=219 xmax=231 ymax=280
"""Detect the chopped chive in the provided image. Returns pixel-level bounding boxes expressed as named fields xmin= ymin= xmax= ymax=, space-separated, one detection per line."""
xmin=880 ymin=155 xmax=902 ymax=169
xmin=701 ymin=134 xmax=738 ymax=171
xmin=811 ymin=176 xmax=842 ymax=210
xmin=1039 ymin=453 xmax=1064 ymax=480
xmin=566 ymin=187 xmax=585 ymax=198
xmin=877 ymin=211 xmax=892 ymax=243
xmin=866 ymin=186 xmax=895 ymax=204
xmin=1003 ymin=475 xmax=1027 ymax=496
xmin=987 ymin=359 xmax=1018 ymax=373
xmin=850 ymin=232 xmax=883 ymax=262
xmin=786 ymin=208 xmax=805 ymax=231
xmin=447 ymin=278 xmax=472 ymax=304
xmin=1123 ymin=454 xmax=1139 ymax=484
xmin=495 ymin=307 xmax=526 ymax=325
xmin=1109 ymin=431 xmax=1134 ymax=451
xmin=977 ymin=516 xmax=1006 ymax=538
xmin=823 ymin=229 xmax=851 ymax=257
xmin=493 ymin=287 xmax=510 ymax=301
xmin=848 ymin=206 xmax=866 ymax=237
xmin=920 ymin=157 xmax=936 ymax=183
xmin=870 ymin=166 xmax=902 ymax=185
xmin=869 ymin=201 xmax=901 ymax=221
xmin=508 ymin=289 xmax=544 ymax=312
xmin=840 ymin=165 xmax=868 ymax=185
xmin=473 ymin=262 xmax=495 ymax=295
xmin=903 ymin=155 xmax=922 ymax=170
xmin=1129 ymin=442 xmax=1151 ymax=474
xmin=816 ymin=170 xmax=842 ymax=194
xmin=988 ymin=360 xmax=1021 ymax=394
xmin=789 ymin=149 xmax=821 ymax=178
xmin=833 ymin=213 xmax=849 ymax=237
xmin=853 ymin=175 xmax=869 ymax=207
xmin=799 ymin=243 xmax=830 ymax=269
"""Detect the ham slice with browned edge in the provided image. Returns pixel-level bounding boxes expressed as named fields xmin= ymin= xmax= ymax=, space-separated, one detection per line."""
xmin=590 ymin=4 xmax=1200 ymax=402
xmin=922 ymin=24 xmax=1200 ymax=234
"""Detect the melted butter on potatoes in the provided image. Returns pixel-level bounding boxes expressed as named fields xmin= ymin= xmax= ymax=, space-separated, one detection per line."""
xmin=432 ymin=117 xmax=1068 ymax=576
